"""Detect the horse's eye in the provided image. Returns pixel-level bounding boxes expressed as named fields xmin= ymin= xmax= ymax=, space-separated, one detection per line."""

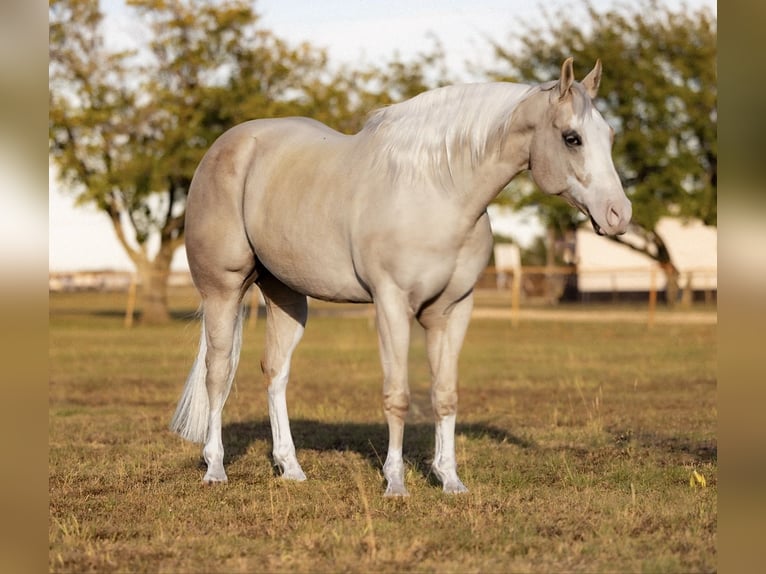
xmin=563 ymin=131 xmax=582 ymax=147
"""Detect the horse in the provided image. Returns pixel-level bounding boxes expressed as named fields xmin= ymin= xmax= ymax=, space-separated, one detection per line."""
xmin=170 ymin=58 xmax=631 ymax=496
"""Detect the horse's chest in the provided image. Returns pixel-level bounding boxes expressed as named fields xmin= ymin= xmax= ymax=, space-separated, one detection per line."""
xmin=355 ymin=211 xmax=493 ymax=304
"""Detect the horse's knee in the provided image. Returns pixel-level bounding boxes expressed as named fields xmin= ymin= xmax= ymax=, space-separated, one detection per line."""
xmin=432 ymin=389 xmax=458 ymax=418
xmin=261 ymin=357 xmax=290 ymax=393
xmin=260 ymin=359 xmax=276 ymax=383
xmin=384 ymin=390 xmax=410 ymax=419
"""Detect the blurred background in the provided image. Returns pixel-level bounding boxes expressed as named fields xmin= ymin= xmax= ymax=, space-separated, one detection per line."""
xmin=48 ymin=0 xmax=717 ymax=325
xmin=16 ymin=1 xmax=763 ymax=571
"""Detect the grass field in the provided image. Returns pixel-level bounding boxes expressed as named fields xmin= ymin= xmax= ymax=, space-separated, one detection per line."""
xmin=49 ymin=289 xmax=716 ymax=573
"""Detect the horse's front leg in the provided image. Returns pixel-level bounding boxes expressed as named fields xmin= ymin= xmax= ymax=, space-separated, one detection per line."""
xmin=374 ymin=288 xmax=413 ymax=497
xmin=419 ymin=292 xmax=474 ymax=494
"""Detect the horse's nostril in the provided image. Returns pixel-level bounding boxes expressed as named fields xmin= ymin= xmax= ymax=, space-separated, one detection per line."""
xmin=606 ymin=205 xmax=620 ymax=227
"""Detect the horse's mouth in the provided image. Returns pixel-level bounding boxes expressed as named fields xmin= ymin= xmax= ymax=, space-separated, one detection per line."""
xmin=560 ymin=190 xmax=604 ymax=235
xmin=590 ymin=214 xmax=605 ymax=236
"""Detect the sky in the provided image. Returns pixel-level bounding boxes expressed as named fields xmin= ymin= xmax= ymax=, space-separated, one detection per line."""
xmin=48 ymin=0 xmax=716 ymax=272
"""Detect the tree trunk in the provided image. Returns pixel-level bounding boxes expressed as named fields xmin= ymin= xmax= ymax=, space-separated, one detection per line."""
xmin=136 ymin=248 xmax=174 ymax=325
xmin=654 ymin=234 xmax=680 ymax=308
xmin=662 ymin=262 xmax=681 ymax=308
xmin=610 ymin=226 xmax=680 ymax=308
xmin=102 ymin=194 xmax=182 ymax=326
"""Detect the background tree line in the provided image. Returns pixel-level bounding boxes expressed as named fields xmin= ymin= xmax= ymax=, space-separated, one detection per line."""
xmin=49 ymin=0 xmax=716 ymax=323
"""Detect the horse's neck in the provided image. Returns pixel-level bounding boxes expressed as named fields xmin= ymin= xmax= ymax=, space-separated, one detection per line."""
xmin=358 ymin=84 xmax=543 ymax=217
xmin=458 ymin=157 xmax=527 ymax=220
xmin=459 ymin=92 xmax=542 ymax=217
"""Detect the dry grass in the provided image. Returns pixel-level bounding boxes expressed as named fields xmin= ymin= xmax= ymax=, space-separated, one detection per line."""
xmin=49 ymin=290 xmax=716 ymax=573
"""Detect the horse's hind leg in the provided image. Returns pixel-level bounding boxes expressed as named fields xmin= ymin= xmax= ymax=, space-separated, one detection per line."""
xmin=417 ymin=292 xmax=474 ymax=494
xmin=175 ymin=128 xmax=260 ymax=483
xmin=200 ymin=285 xmax=248 ymax=483
xmin=258 ymin=273 xmax=308 ymax=481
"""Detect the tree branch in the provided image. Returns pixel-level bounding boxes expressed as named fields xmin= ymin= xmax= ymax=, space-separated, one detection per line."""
xmin=104 ymin=193 xmax=144 ymax=267
xmin=606 ymin=224 xmax=677 ymax=276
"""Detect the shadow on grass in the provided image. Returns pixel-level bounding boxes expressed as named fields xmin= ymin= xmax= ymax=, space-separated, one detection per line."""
xmin=221 ymin=418 xmax=534 ymax=480
xmin=610 ymin=428 xmax=717 ymax=463
xmin=214 ymin=419 xmax=717 ymax=486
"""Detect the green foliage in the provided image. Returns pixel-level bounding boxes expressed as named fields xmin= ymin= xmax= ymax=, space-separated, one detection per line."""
xmin=50 ymin=0 xmax=323 ymax=255
xmin=306 ymin=38 xmax=453 ymax=135
xmin=489 ymin=0 xmax=717 ymax=253
xmin=48 ymin=0 xmax=450 ymax=322
xmin=49 ymin=0 xmax=716 ymax=318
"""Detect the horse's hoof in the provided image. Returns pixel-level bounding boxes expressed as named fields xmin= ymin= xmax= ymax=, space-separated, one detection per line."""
xmin=442 ymin=480 xmax=468 ymax=494
xmin=281 ymin=468 xmax=307 ymax=482
xmin=278 ymin=460 xmax=307 ymax=481
xmin=432 ymin=465 xmax=468 ymax=494
xmin=384 ymin=483 xmax=409 ymax=497
xmin=202 ymin=473 xmax=228 ymax=485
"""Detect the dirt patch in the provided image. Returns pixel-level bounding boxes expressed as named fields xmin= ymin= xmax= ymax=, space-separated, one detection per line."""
xmin=472 ymin=307 xmax=717 ymax=325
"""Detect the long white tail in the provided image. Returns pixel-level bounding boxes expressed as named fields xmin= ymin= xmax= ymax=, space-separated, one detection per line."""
xmin=169 ymin=306 xmax=245 ymax=443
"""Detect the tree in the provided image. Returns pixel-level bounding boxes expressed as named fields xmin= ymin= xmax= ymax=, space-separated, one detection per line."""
xmin=49 ymin=0 xmax=456 ymax=323
xmin=488 ymin=0 xmax=717 ymax=302
xmin=303 ymin=37 xmax=453 ymax=135
xmin=49 ymin=0 xmax=330 ymax=323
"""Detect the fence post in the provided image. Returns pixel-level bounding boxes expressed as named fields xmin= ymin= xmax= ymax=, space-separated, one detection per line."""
xmin=494 ymin=244 xmax=522 ymax=327
xmin=647 ymin=265 xmax=657 ymax=328
xmin=511 ymin=267 xmax=521 ymax=328
xmin=124 ymin=274 xmax=138 ymax=328
xmin=681 ymin=271 xmax=693 ymax=308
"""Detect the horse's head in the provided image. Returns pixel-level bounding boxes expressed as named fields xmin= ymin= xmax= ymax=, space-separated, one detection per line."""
xmin=529 ymin=58 xmax=631 ymax=236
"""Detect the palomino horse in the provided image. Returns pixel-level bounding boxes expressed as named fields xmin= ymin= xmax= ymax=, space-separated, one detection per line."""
xmin=171 ymin=58 xmax=631 ymax=496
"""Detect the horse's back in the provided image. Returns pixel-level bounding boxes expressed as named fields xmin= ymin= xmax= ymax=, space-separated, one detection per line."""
xmin=217 ymin=116 xmax=347 ymax=152
xmin=188 ymin=115 xmax=352 ymax=230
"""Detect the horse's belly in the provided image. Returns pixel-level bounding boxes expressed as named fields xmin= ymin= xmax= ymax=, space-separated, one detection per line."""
xmin=271 ymin=261 xmax=372 ymax=304
xmin=249 ymin=223 xmax=371 ymax=303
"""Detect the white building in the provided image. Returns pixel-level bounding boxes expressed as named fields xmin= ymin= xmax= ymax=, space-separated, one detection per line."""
xmin=576 ymin=217 xmax=717 ymax=293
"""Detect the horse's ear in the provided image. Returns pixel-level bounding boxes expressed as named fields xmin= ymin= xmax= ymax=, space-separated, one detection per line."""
xmin=581 ymin=59 xmax=602 ymax=99
xmin=559 ymin=57 xmax=575 ymax=100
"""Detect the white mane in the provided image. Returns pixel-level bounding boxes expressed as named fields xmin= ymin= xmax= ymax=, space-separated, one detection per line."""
xmin=361 ymin=82 xmax=539 ymax=188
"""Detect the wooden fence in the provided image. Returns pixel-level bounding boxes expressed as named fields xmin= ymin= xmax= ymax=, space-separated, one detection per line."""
xmin=50 ymin=266 xmax=716 ymax=329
